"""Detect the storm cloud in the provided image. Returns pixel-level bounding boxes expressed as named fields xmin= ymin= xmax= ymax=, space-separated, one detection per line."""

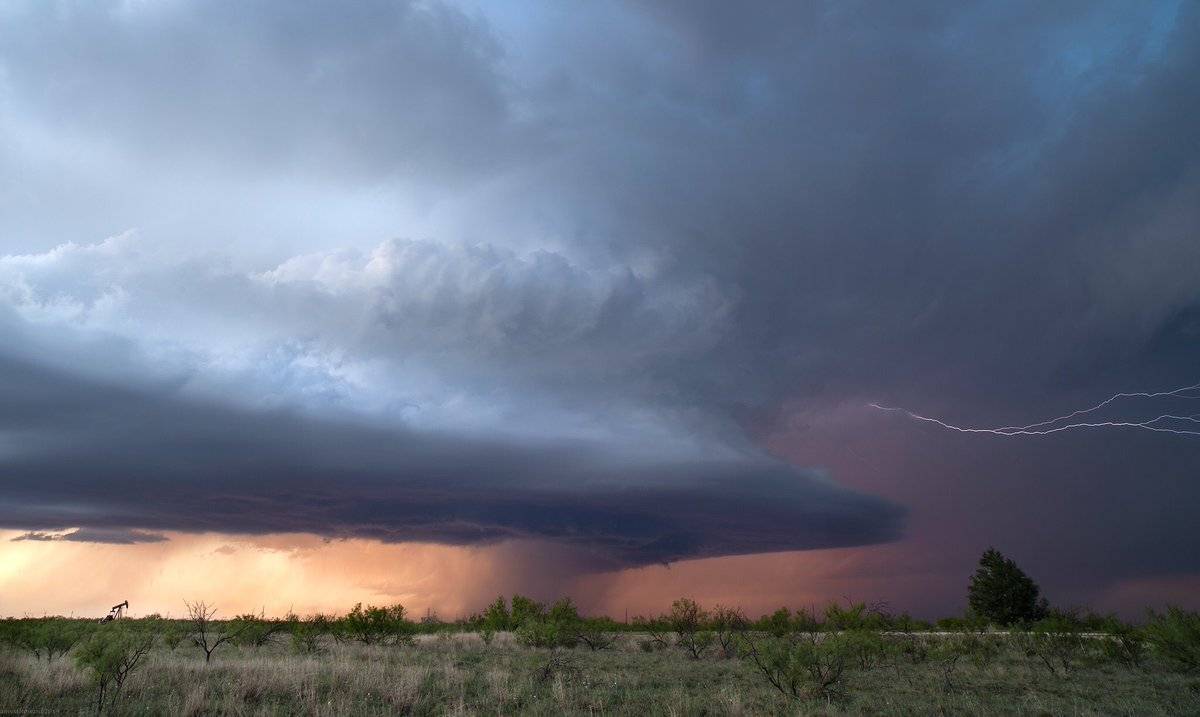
xmin=1 ymin=1 xmax=1198 ymax=607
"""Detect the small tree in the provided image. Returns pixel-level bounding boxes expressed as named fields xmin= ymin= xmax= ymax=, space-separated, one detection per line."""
xmin=230 ymin=612 xmax=286 ymax=648
xmin=574 ymin=619 xmax=617 ymax=651
xmin=75 ymin=622 xmax=155 ymax=715
xmin=481 ymin=596 xmax=511 ymax=631
xmin=290 ymin=613 xmax=331 ymax=654
xmin=631 ymin=615 xmax=671 ymax=651
xmin=339 ymin=603 xmax=415 ymax=646
xmin=514 ymin=597 xmax=581 ymax=649
xmin=967 ymin=548 xmax=1047 ymax=626
xmin=6 ymin=619 xmax=84 ymax=661
xmin=712 ymin=605 xmax=749 ymax=658
xmin=669 ymin=598 xmax=714 ymax=659
xmin=510 ymin=595 xmax=545 ymax=626
xmin=185 ymin=600 xmax=246 ymax=663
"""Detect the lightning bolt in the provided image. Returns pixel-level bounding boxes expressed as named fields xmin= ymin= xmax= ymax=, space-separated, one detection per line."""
xmin=870 ymin=382 xmax=1200 ymax=437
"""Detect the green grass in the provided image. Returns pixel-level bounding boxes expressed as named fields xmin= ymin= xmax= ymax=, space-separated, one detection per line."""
xmin=2 ymin=631 xmax=1199 ymax=715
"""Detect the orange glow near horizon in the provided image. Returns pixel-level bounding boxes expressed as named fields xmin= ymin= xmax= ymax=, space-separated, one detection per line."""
xmin=0 ymin=529 xmax=917 ymax=620
xmin=3 ymin=531 xmax=1195 ymax=621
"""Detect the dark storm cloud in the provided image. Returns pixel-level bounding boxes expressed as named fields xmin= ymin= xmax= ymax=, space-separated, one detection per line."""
xmin=0 ymin=351 xmax=901 ymax=566
xmin=0 ymin=0 xmax=1198 ymax=602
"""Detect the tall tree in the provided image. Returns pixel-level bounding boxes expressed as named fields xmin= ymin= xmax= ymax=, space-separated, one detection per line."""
xmin=967 ymin=548 xmax=1047 ymax=625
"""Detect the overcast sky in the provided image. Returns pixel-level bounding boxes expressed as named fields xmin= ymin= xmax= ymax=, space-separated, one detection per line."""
xmin=1 ymin=0 xmax=1198 ymax=616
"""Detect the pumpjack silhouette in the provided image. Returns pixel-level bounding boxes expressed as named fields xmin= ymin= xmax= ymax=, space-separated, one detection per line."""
xmin=101 ymin=600 xmax=129 ymax=622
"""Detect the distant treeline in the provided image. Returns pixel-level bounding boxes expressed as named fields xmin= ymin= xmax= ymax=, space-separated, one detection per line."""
xmin=2 ymin=549 xmax=1198 ymax=711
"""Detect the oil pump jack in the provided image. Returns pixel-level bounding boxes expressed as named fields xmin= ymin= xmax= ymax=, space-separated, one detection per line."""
xmin=101 ymin=600 xmax=129 ymax=622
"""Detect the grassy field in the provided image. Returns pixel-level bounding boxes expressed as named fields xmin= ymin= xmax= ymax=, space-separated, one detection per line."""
xmin=2 ymin=628 xmax=1199 ymax=715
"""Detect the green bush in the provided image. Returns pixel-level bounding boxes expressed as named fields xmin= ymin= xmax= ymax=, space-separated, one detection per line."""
xmin=3 ymin=619 xmax=86 ymax=661
xmin=1021 ymin=610 xmax=1087 ymax=677
xmin=514 ymin=598 xmax=584 ymax=649
xmin=515 ymin=617 xmax=577 ymax=648
xmin=742 ymin=632 xmax=854 ymax=701
xmin=339 ymin=603 xmax=415 ymax=646
xmin=510 ymin=595 xmax=545 ymax=626
xmin=290 ymin=613 xmax=330 ymax=654
xmin=74 ymin=622 xmax=155 ymax=715
xmin=481 ymin=596 xmax=511 ymax=631
xmin=758 ymin=608 xmax=794 ymax=637
xmin=1097 ymin=616 xmax=1145 ymax=669
xmin=159 ymin=621 xmax=189 ymax=651
xmin=230 ymin=613 xmax=286 ymax=648
xmin=1144 ymin=606 xmax=1200 ymax=672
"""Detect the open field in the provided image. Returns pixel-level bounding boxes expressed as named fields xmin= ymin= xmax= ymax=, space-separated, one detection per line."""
xmin=3 ymin=615 xmax=1199 ymax=715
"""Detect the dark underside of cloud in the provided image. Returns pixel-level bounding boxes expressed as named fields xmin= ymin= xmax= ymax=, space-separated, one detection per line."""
xmin=0 ymin=0 xmax=1198 ymax=604
xmin=0 ymin=354 xmax=902 ymax=566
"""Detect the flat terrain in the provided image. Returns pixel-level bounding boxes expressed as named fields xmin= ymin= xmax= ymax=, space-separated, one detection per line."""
xmin=2 ymin=631 xmax=1198 ymax=715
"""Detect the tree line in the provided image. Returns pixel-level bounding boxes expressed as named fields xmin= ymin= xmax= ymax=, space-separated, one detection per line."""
xmin=2 ymin=549 xmax=1198 ymax=711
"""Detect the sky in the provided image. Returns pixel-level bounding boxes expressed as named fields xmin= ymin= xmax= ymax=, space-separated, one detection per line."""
xmin=1 ymin=0 xmax=1198 ymax=620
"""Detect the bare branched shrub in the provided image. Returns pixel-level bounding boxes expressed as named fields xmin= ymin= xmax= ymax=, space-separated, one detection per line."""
xmin=573 ymin=620 xmax=616 ymax=651
xmin=1021 ymin=611 xmax=1087 ymax=677
xmin=631 ymin=615 xmax=671 ymax=652
xmin=185 ymin=600 xmax=246 ymax=663
xmin=712 ymin=605 xmax=749 ymax=658
xmin=669 ymin=598 xmax=714 ymax=659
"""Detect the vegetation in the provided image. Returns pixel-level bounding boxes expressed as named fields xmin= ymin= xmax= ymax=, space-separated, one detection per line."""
xmin=0 ymin=551 xmax=1197 ymax=714
xmin=73 ymin=622 xmax=155 ymax=715
xmin=1144 ymin=606 xmax=1200 ymax=672
xmin=967 ymin=548 xmax=1048 ymax=625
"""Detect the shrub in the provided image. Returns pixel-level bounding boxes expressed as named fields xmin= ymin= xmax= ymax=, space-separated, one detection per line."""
xmin=514 ymin=597 xmax=583 ymax=649
xmin=230 ymin=612 xmax=286 ymax=648
xmin=669 ymin=598 xmax=714 ymax=659
xmin=4 ymin=619 xmax=84 ymax=661
xmin=74 ymin=622 xmax=155 ymax=715
xmin=160 ymin=621 xmax=189 ymax=651
xmin=482 ymin=596 xmax=511 ymax=631
xmin=824 ymin=602 xmax=869 ymax=631
xmin=290 ymin=613 xmax=331 ymax=654
xmin=547 ymin=597 xmax=580 ymax=624
xmin=759 ymin=608 xmax=794 ymax=637
xmin=339 ymin=603 xmax=415 ymax=646
xmin=712 ymin=605 xmax=749 ymax=658
xmin=631 ymin=615 xmax=671 ymax=651
xmin=185 ymin=600 xmax=248 ymax=663
xmin=1021 ymin=610 xmax=1087 ymax=677
xmin=1144 ymin=606 xmax=1200 ymax=672
xmin=742 ymin=632 xmax=853 ymax=701
xmin=574 ymin=619 xmax=617 ymax=651
xmin=1097 ymin=616 xmax=1145 ymax=669
xmin=515 ymin=617 xmax=577 ymax=648
xmin=842 ymin=628 xmax=887 ymax=670
xmin=967 ymin=548 xmax=1047 ymax=626
xmin=510 ymin=595 xmax=545 ymax=626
